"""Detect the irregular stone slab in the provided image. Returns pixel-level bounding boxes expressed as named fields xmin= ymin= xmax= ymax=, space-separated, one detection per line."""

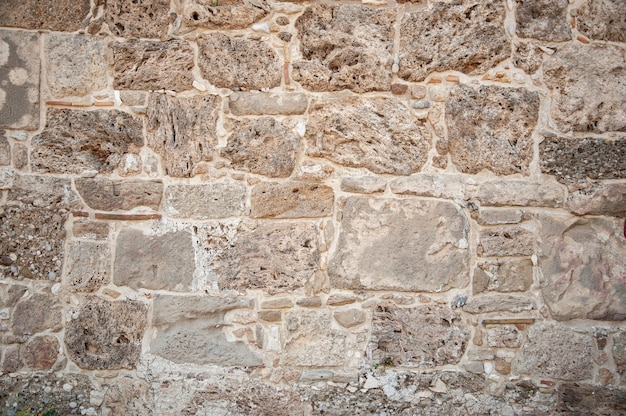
xmin=476 ymin=180 xmax=564 ymax=208
xmin=389 ymin=175 xmax=469 ymax=200
xmin=65 ymin=241 xmax=111 ymax=293
xmin=516 ymin=0 xmax=571 ymax=42
xmin=293 ymin=4 xmax=394 ymax=92
xmin=334 ymin=309 xmax=366 ymax=328
xmin=399 ymin=0 xmax=509 ymax=81
xmin=538 ymin=216 xmax=626 ymax=320
xmin=0 ymin=30 xmax=40 ymax=130
xmin=0 ymin=0 xmax=89 ymax=31
xmin=229 ymin=92 xmax=307 ymax=116
xmin=76 ymin=178 xmax=163 ymax=211
xmin=32 ymin=109 xmax=143 ymax=174
xmin=487 ymin=326 xmax=523 ymax=348
xmin=479 ymin=226 xmax=534 ymax=257
xmin=576 ymin=0 xmax=626 ymax=42
xmin=370 ymin=304 xmax=469 ymax=367
xmin=221 ymin=118 xmax=298 ymax=178
xmin=112 ymin=40 xmax=194 ymax=91
xmin=146 ymin=93 xmax=220 ymax=177
xmin=165 ymin=183 xmax=245 ymax=219
xmin=0 ymin=132 xmax=9 ymax=165
xmin=543 ymin=44 xmax=626 ymax=133
xmin=65 ymin=296 xmax=147 ymax=370
xmin=23 ymin=335 xmax=59 ymax=370
xmin=184 ymin=0 xmax=270 ymax=30
xmin=463 ymin=295 xmax=536 ymax=314
xmin=613 ymin=330 xmax=626 ymax=379
xmin=446 ymin=84 xmax=539 ymax=175
xmin=12 ymin=293 xmax=62 ymax=335
xmin=104 ymin=0 xmax=170 ymax=38
xmin=197 ymin=34 xmax=281 ymax=90
xmin=341 ymin=177 xmax=386 ymax=194
xmin=114 ymin=229 xmax=194 ymax=291
xmin=473 ymin=259 xmax=533 ymax=294
xmin=517 ymin=323 xmax=594 ymax=381
xmin=251 ymin=182 xmax=334 ymax=218
xmin=329 ymin=197 xmax=469 ymax=292
xmin=567 ymin=183 xmax=626 ymax=217
xmin=306 ymin=97 xmax=431 ymax=175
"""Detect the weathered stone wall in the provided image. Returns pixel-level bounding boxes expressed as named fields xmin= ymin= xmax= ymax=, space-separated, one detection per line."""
xmin=0 ymin=0 xmax=625 ymax=414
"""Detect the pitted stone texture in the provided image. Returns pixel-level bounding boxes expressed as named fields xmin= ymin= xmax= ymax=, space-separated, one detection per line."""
xmin=104 ymin=0 xmax=170 ymax=38
xmin=389 ymin=175 xmax=469 ymax=200
xmin=293 ymin=4 xmax=394 ymax=93
xmin=463 ymin=295 xmax=536 ymax=314
xmin=45 ymin=34 xmax=107 ymax=98
xmin=306 ymin=97 xmax=430 ymax=175
xmin=229 ymin=92 xmax=308 ymax=116
xmin=540 ymin=137 xmax=626 ymax=182
xmin=567 ymin=183 xmax=626 ymax=217
xmin=65 ymin=241 xmax=111 ymax=293
xmin=12 ymin=293 xmax=62 ymax=335
xmin=512 ymin=42 xmax=544 ymax=74
xmin=0 ymin=132 xmax=9 ymax=165
xmin=251 ymin=182 xmax=334 ymax=218
xmin=0 ymin=0 xmax=89 ymax=31
xmin=112 ymin=40 xmax=194 ymax=91
xmin=613 ymin=330 xmax=626 ymax=379
xmin=222 ymin=118 xmax=299 ymax=178
xmin=543 ymin=44 xmax=626 ymax=133
xmin=184 ymin=0 xmax=269 ymax=30
xmin=399 ymin=0 xmax=509 ymax=82
xmin=76 ymin=178 xmax=163 ymax=211
xmin=341 ymin=177 xmax=387 ymax=194
xmin=32 ymin=109 xmax=143 ymax=174
xmin=538 ymin=216 xmax=626 ymax=321
xmin=479 ymin=226 xmax=534 ymax=257
xmin=197 ymin=34 xmax=281 ymax=90
xmin=518 ymin=323 xmax=594 ymax=381
xmin=0 ymin=30 xmax=40 ymax=130
xmin=65 ymin=296 xmax=147 ymax=370
xmin=147 ymin=93 xmax=220 ymax=178
xmin=516 ymin=0 xmax=571 ymax=42
xmin=576 ymin=0 xmax=626 ymax=43
xmin=164 ymin=183 xmax=246 ymax=219
xmin=216 ymin=223 xmax=320 ymax=295
xmin=114 ymin=229 xmax=194 ymax=292
xmin=329 ymin=197 xmax=469 ymax=292
xmin=473 ymin=259 xmax=533 ymax=294
xmin=476 ymin=180 xmax=564 ymax=208
xmin=23 ymin=335 xmax=59 ymax=370
xmin=446 ymin=84 xmax=539 ymax=175
xmin=370 ymin=304 xmax=469 ymax=368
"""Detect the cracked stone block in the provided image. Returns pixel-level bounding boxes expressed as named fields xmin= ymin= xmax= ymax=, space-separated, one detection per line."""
xmin=228 ymin=92 xmax=308 ymax=116
xmin=516 ymin=0 xmax=571 ymax=42
xmin=463 ymin=294 xmax=536 ymax=314
xmin=12 ymin=294 xmax=62 ymax=335
xmin=576 ymin=0 xmax=626 ymax=42
xmin=293 ymin=4 xmax=394 ymax=92
xmin=65 ymin=241 xmax=111 ymax=293
xmin=75 ymin=178 xmax=163 ymax=211
xmin=329 ymin=197 xmax=469 ymax=292
xmin=104 ymin=0 xmax=170 ymax=39
xmin=164 ymin=183 xmax=246 ymax=219
xmin=23 ymin=335 xmax=59 ymax=370
xmin=473 ymin=259 xmax=533 ymax=294
xmin=250 ymin=182 xmax=334 ymax=218
xmin=399 ymin=0 xmax=509 ymax=82
xmin=0 ymin=283 xmax=27 ymax=309
xmin=567 ymin=183 xmax=626 ymax=217
xmin=0 ymin=0 xmax=89 ymax=31
xmin=479 ymin=226 xmax=534 ymax=257
xmin=183 ymin=0 xmax=269 ymax=30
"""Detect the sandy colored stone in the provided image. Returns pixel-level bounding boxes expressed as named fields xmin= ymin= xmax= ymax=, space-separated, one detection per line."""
xmin=476 ymin=209 xmax=524 ymax=226
xmin=165 ymin=183 xmax=245 ymax=219
xmin=476 ymin=180 xmax=564 ymax=208
xmin=473 ymin=259 xmax=533 ymax=294
xmin=229 ymin=92 xmax=307 ymax=116
xmin=153 ymin=294 xmax=252 ymax=327
xmin=104 ymin=0 xmax=170 ymax=38
xmin=23 ymin=335 xmax=59 ymax=370
xmin=0 ymin=0 xmax=89 ymax=31
xmin=0 ymin=132 xmax=9 ymax=165
xmin=478 ymin=226 xmax=534 ymax=257
xmin=12 ymin=143 xmax=27 ymax=170
xmin=258 ymin=310 xmax=282 ymax=322
xmin=0 ymin=283 xmax=27 ymax=308
xmin=463 ymin=295 xmax=536 ymax=314
xmin=567 ymin=183 xmax=626 ymax=217
xmin=72 ymin=220 xmax=109 ymax=240
xmin=101 ymin=378 xmax=153 ymax=416
xmin=184 ymin=0 xmax=269 ymax=30
xmin=487 ymin=326 xmax=523 ymax=348
xmin=577 ymin=0 xmax=626 ymax=42
xmin=76 ymin=178 xmax=163 ymax=211
xmin=251 ymin=182 xmax=334 ymax=218
xmin=341 ymin=177 xmax=387 ymax=194
xmin=2 ymin=346 xmax=22 ymax=373
xmin=512 ymin=42 xmax=544 ymax=74
xmin=613 ymin=330 xmax=626 ymax=379
xmin=260 ymin=298 xmax=293 ymax=309
xmin=334 ymin=309 xmax=366 ymax=328
xmin=65 ymin=241 xmax=110 ymax=293
xmin=12 ymin=294 xmax=62 ymax=335
xmin=516 ymin=0 xmax=571 ymax=42
xmin=389 ymin=175 xmax=469 ymax=200
xmin=326 ymin=294 xmax=356 ymax=306
xmin=297 ymin=297 xmax=322 ymax=308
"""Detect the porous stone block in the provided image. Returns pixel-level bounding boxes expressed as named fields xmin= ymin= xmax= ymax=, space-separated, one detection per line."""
xmin=329 ymin=197 xmax=469 ymax=292
xmin=250 ymin=182 xmax=334 ymax=218
xmin=487 ymin=326 xmax=523 ymax=348
xmin=23 ymin=335 xmax=59 ymax=370
xmin=389 ymin=174 xmax=468 ymax=200
xmin=197 ymin=34 xmax=281 ymax=90
xmin=184 ymin=0 xmax=270 ymax=30
xmin=613 ymin=330 xmax=626 ymax=379
xmin=473 ymin=259 xmax=533 ymax=294
xmin=32 ymin=109 xmax=143 ymax=174
xmin=399 ymin=0 xmax=509 ymax=81
xmin=306 ymin=97 xmax=431 ymax=175
xmin=567 ymin=183 xmax=626 ymax=217
xmin=229 ymin=92 xmax=308 ymax=116
xmin=293 ymin=4 xmax=394 ymax=92
xmin=65 ymin=241 xmax=111 ymax=293
xmin=516 ymin=0 xmax=571 ymax=42
xmin=76 ymin=178 xmax=163 ymax=211
xmin=462 ymin=295 xmax=536 ymax=314
xmin=478 ymin=226 xmax=534 ymax=257
xmin=104 ymin=0 xmax=170 ymax=38
xmin=12 ymin=294 xmax=62 ymax=335
xmin=340 ymin=177 xmax=387 ymax=194
xmin=0 ymin=0 xmax=89 ymax=31
xmin=446 ymin=84 xmax=539 ymax=175
xmin=0 ymin=132 xmax=9 ymax=165
xmin=165 ymin=183 xmax=245 ymax=219
xmin=476 ymin=180 xmax=564 ymax=208
xmin=576 ymin=0 xmax=626 ymax=42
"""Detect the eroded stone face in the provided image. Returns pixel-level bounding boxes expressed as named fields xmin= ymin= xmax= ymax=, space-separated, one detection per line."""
xmin=104 ymin=0 xmax=170 ymax=38
xmin=576 ymin=0 xmax=626 ymax=42
xmin=473 ymin=259 xmax=534 ymax=294
xmin=462 ymin=294 xmax=536 ymax=314
xmin=75 ymin=178 xmax=163 ymax=211
xmin=23 ymin=335 xmax=59 ymax=370
xmin=478 ymin=226 xmax=534 ymax=257
xmin=250 ymin=182 xmax=334 ymax=218
xmin=567 ymin=183 xmax=626 ymax=217
xmin=476 ymin=180 xmax=564 ymax=208
xmin=12 ymin=293 xmax=62 ymax=335
xmin=0 ymin=0 xmax=89 ymax=31
xmin=516 ymin=0 xmax=571 ymax=42
xmin=65 ymin=241 xmax=111 ymax=293
xmin=228 ymin=92 xmax=308 ymax=116
xmin=183 ymin=0 xmax=269 ymax=30
xmin=164 ymin=183 xmax=246 ymax=219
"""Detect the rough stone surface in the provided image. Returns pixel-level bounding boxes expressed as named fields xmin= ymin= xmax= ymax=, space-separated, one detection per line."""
xmin=306 ymin=97 xmax=431 ymax=175
xmin=516 ymin=0 xmax=571 ymax=41
xmin=183 ymin=0 xmax=269 ymax=30
xmin=512 ymin=42 xmax=544 ymax=74
xmin=76 ymin=178 xmax=163 ymax=211
xmin=389 ymin=175 xmax=469 ymax=200
xmin=613 ymin=330 xmax=626 ymax=379
xmin=476 ymin=180 xmax=564 ymax=208
xmin=197 ymin=34 xmax=281 ymax=90
xmin=473 ymin=259 xmax=533 ymax=294
xmin=293 ymin=4 xmax=394 ymax=92
xmin=341 ymin=177 xmax=387 ymax=194
xmin=165 ymin=183 xmax=246 ymax=219
xmin=32 ymin=109 xmax=143 ymax=174
xmin=334 ymin=309 xmax=366 ymax=328
xmin=0 ymin=0 xmax=89 ymax=31
xmin=65 ymin=241 xmax=111 ymax=293
xmin=487 ymin=326 xmax=523 ymax=348
xmin=229 ymin=92 xmax=308 ymax=116
xmin=251 ymin=182 xmax=334 ymax=218
xmin=446 ymin=84 xmax=539 ymax=175
xmin=557 ymin=383 xmax=626 ymax=415
xmin=399 ymin=0 xmax=509 ymax=82
xmin=330 ymin=197 xmax=469 ymax=292
xmin=104 ymin=0 xmax=170 ymax=38
xmin=0 ymin=132 xmax=9 ymax=165
xmin=576 ymin=0 xmax=626 ymax=42
xmin=12 ymin=293 xmax=61 ymax=335
xmin=478 ymin=226 xmax=534 ymax=257
xmin=23 ymin=335 xmax=59 ymax=370
xmin=12 ymin=143 xmax=27 ymax=170
xmin=476 ymin=209 xmax=524 ymax=226
xmin=72 ymin=220 xmax=109 ymax=240
xmin=567 ymin=183 xmax=626 ymax=217
xmin=463 ymin=294 xmax=536 ymax=314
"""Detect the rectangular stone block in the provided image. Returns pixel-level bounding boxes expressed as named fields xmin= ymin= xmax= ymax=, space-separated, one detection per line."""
xmin=164 ymin=183 xmax=245 ymax=219
xmin=462 ymin=294 xmax=536 ymax=314
xmin=340 ymin=177 xmax=387 ymax=194
xmin=250 ymin=182 xmax=333 ymax=218
xmin=476 ymin=209 xmax=524 ymax=226
xmin=76 ymin=178 xmax=163 ymax=211
xmin=475 ymin=180 xmax=564 ymax=208
xmin=183 ymin=0 xmax=269 ymax=30
xmin=389 ymin=174 xmax=469 ymax=200
xmin=0 ymin=0 xmax=89 ymax=31
xmin=478 ymin=226 xmax=534 ymax=257
xmin=104 ymin=0 xmax=170 ymax=38
xmin=65 ymin=241 xmax=111 ymax=293
xmin=229 ymin=92 xmax=308 ymax=116
xmin=567 ymin=183 xmax=626 ymax=217
xmin=473 ymin=259 xmax=533 ymax=294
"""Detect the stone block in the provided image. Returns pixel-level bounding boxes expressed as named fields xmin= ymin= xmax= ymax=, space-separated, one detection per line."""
xmin=65 ymin=296 xmax=147 ymax=370
xmin=516 ymin=0 xmax=571 ymax=42
xmin=613 ymin=330 xmax=626 ymax=379
xmin=476 ymin=180 xmax=564 ymax=208
xmin=399 ymin=0 xmax=509 ymax=81
xmin=326 ymin=294 xmax=356 ymax=306
xmin=576 ymin=0 xmax=626 ymax=42
xmin=12 ymin=294 xmax=62 ymax=335
xmin=293 ymin=4 xmax=394 ymax=92
xmin=0 ymin=30 xmax=40 ymax=130
xmin=146 ymin=93 xmax=220 ymax=177
xmin=446 ymin=84 xmax=539 ymax=175
xmin=23 ymin=335 xmax=59 ymax=370
xmin=334 ymin=309 xmax=366 ymax=328
xmin=152 ymin=294 xmax=252 ymax=327
xmin=479 ymin=226 xmax=534 ymax=257
xmin=258 ymin=310 xmax=282 ymax=322
xmin=0 ymin=132 xmax=9 ymax=165
xmin=197 ymin=34 xmax=281 ymax=90
xmin=0 ymin=283 xmax=27 ymax=308
xmin=112 ymin=40 xmax=194 ymax=91
xmin=389 ymin=175 xmax=469 ymax=200
xmin=557 ymin=383 xmax=626 ymax=415
xmin=476 ymin=209 xmax=524 ymax=226
xmin=473 ymin=259 xmax=533 ymax=294
xmin=164 ymin=183 xmax=245 ymax=219
xmin=487 ymin=326 xmax=523 ymax=348
xmin=183 ymin=0 xmax=269 ymax=30
xmin=114 ymin=229 xmax=195 ymax=291
xmin=329 ymin=197 xmax=469 ymax=292
xmin=341 ymin=177 xmax=387 ymax=194
xmin=306 ymin=97 xmax=431 ymax=175
xmin=76 ymin=178 xmax=163 ymax=211
xmin=65 ymin=241 xmax=111 ymax=293
xmin=300 ymin=370 xmax=334 ymax=383
xmin=12 ymin=143 xmax=27 ymax=170
xmin=32 ymin=109 xmax=143 ymax=174
xmin=104 ymin=0 xmax=170 ymax=38
xmin=229 ymin=92 xmax=308 ymax=116
xmin=260 ymin=298 xmax=293 ymax=309
xmin=0 ymin=0 xmax=89 ymax=31
xmin=2 ymin=346 xmax=22 ymax=373
xmin=567 ymin=183 xmax=626 ymax=217
xmin=297 ymin=297 xmax=322 ymax=308
xmin=72 ymin=220 xmax=109 ymax=240
xmin=512 ymin=42 xmax=544 ymax=74
xmin=462 ymin=295 xmax=536 ymax=314
xmin=250 ymin=182 xmax=334 ymax=218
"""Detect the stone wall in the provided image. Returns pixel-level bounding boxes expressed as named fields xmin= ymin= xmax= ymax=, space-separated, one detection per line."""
xmin=0 ymin=0 xmax=625 ymax=414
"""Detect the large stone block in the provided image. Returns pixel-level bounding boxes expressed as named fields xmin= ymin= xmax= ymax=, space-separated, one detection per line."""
xmin=32 ymin=109 xmax=143 ymax=174
xmin=329 ymin=197 xmax=469 ymax=292
xmin=12 ymin=294 xmax=62 ymax=335
xmin=0 ymin=0 xmax=89 ymax=31
xmin=478 ymin=226 xmax=534 ymax=257
xmin=399 ymin=0 xmax=509 ymax=81
xmin=516 ymin=0 xmax=571 ymax=42
xmin=473 ymin=259 xmax=534 ymax=294
xmin=164 ymin=183 xmax=245 ymax=219
xmin=446 ymin=84 xmax=539 ymax=175
xmin=104 ymin=0 xmax=170 ymax=38
xmin=65 ymin=241 xmax=111 ymax=293
xmin=146 ymin=93 xmax=220 ymax=177
xmin=567 ymin=183 xmax=626 ymax=217
xmin=306 ymin=97 xmax=431 ymax=175
xmin=292 ymin=4 xmax=394 ymax=92
xmin=228 ymin=92 xmax=308 ymax=116
xmin=543 ymin=44 xmax=626 ymax=133
xmin=576 ymin=0 xmax=626 ymax=42
xmin=250 ymin=182 xmax=333 ymax=218
xmin=76 ymin=178 xmax=163 ymax=211
xmin=0 ymin=30 xmax=40 ymax=130
xmin=197 ymin=34 xmax=281 ymax=90
xmin=476 ymin=180 xmax=564 ymax=208
xmin=183 ymin=0 xmax=269 ymax=30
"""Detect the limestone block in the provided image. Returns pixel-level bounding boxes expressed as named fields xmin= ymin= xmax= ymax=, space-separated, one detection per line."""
xmin=369 ymin=304 xmax=469 ymax=367
xmin=0 ymin=132 xmax=9 ymax=165
xmin=76 ymin=178 xmax=163 ymax=211
xmin=293 ymin=4 xmax=394 ymax=92
xmin=164 ymin=183 xmax=245 ymax=219
xmin=197 ymin=34 xmax=281 ymax=90
xmin=613 ymin=330 xmax=626 ymax=379
xmin=12 ymin=143 xmax=27 ymax=170
xmin=476 ymin=180 xmax=564 ymax=208
xmin=65 ymin=296 xmax=147 ymax=370
xmin=543 ymin=44 xmax=626 ymax=133
xmin=258 ymin=310 xmax=281 ymax=322
xmin=221 ymin=118 xmax=298 ymax=178
xmin=260 ymin=298 xmax=292 ymax=309
xmin=101 ymin=378 xmax=153 ymax=416
xmin=340 ymin=177 xmax=387 ymax=194
xmin=250 ymin=182 xmax=334 ymax=218
xmin=12 ymin=294 xmax=62 ymax=335
xmin=146 ymin=93 xmax=220 ymax=178
xmin=334 ymin=309 xmax=366 ymax=328
xmin=104 ymin=0 xmax=170 ymax=38
xmin=389 ymin=175 xmax=469 ymax=200
xmin=32 ymin=109 xmax=143 ymax=174
xmin=567 ymin=183 xmax=626 ymax=217
xmin=487 ymin=326 xmax=523 ymax=348
xmin=0 ymin=30 xmax=40 ymax=130
xmin=462 ymin=295 xmax=536 ymax=314
xmin=329 ymin=197 xmax=469 ymax=292
xmin=229 ymin=92 xmax=308 ymax=116
xmin=184 ymin=0 xmax=270 ymax=30
xmin=512 ymin=42 xmax=544 ymax=75
xmin=576 ymin=0 xmax=626 ymax=42
xmin=446 ymin=84 xmax=539 ymax=175
xmin=556 ymin=384 xmax=626 ymax=415
xmin=72 ymin=220 xmax=109 ymax=240
xmin=476 ymin=209 xmax=524 ymax=226
xmin=112 ymin=40 xmax=194 ymax=91
xmin=306 ymin=97 xmax=431 ymax=175
xmin=0 ymin=0 xmax=89 ymax=31
xmin=114 ymin=229 xmax=195 ymax=292
xmin=0 ymin=283 xmax=27 ymax=308
xmin=152 ymin=294 xmax=252 ymax=327
xmin=65 ymin=241 xmax=111 ymax=293
xmin=516 ymin=0 xmax=571 ymax=42
xmin=1 ymin=346 xmax=22 ymax=373
xmin=399 ymin=0 xmax=509 ymax=82
xmin=473 ymin=259 xmax=533 ymax=294
xmin=23 ymin=335 xmax=59 ymax=370
xmin=326 ymin=294 xmax=356 ymax=306
xmin=478 ymin=226 xmax=534 ymax=257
